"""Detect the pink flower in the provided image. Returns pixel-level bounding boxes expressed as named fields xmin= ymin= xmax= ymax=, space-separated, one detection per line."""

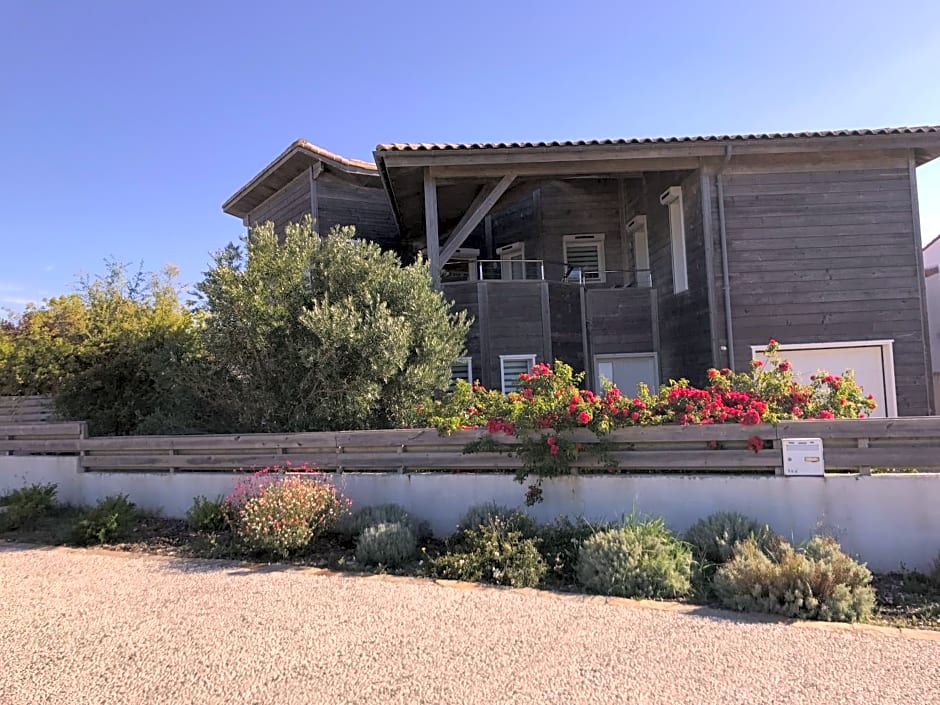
xmin=818 ymin=409 xmax=835 ymax=420
xmin=578 ymin=411 xmax=592 ymax=425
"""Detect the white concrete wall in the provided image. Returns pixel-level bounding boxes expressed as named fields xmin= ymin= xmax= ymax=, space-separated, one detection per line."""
xmin=2 ymin=457 xmax=939 ymax=572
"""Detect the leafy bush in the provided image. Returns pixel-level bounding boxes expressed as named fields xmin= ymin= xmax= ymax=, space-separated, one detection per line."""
xmin=0 ymin=483 xmax=58 ymax=531
xmin=70 ymin=495 xmax=138 ymax=546
xmin=577 ymin=516 xmax=692 ymax=599
xmin=336 ymin=503 xmax=430 ymax=541
xmin=432 ymin=514 xmax=547 ymax=588
xmin=195 ymin=219 xmax=470 ymax=432
xmin=355 ymin=521 xmax=418 ymax=568
xmin=684 ymin=511 xmax=778 ymax=567
xmin=456 ymin=502 xmax=535 ymax=536
xmin=536 ymin=516 xmax=599 ymax=583
xmin=713 ymin=536 xmax=876 ymax=622
xmin=0 ymin=261 xmax=214 ymax=436
xmin=226 ymin=472 xmax=350 ymax=557
xmin=186 ymin=495 xmax=228 ymax=533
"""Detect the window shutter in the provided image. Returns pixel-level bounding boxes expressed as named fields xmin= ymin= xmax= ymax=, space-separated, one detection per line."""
xmin=501 ymin=356 xmax=535 ymax=393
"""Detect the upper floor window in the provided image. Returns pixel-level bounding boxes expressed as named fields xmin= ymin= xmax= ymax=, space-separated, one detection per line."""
xmin=660 ymin=186 xmax=688 ymax=293
xmin=626 ymin=216 xmax=651 ymax=288
xmin=498 ymin=242 xmax=526 ymax=280
xmin=563 ymin=233 xmax=606 ymax=283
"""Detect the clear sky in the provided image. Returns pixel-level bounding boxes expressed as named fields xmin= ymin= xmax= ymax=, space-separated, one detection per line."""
xmin=2 ymin=0 xmax=939 ymax=310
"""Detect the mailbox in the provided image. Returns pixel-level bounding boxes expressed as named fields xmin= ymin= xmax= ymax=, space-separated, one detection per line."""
xmin=781 ymin=438 xmax=825 ymax=476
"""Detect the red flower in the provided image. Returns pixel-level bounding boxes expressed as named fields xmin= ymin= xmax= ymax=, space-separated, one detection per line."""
xmin=631 ymin=411 xmax=640 ymax=421
xmin=817 ymin=410 xmax=835 ymax=420
xmin=777 ymin=361 xmax=790 ymax=372
xmin=768 ymin=339 xmax=778 ymax=346
xmin=577 ymin=411 xmax=592 ymax=425
xmin=747 ymin=435 xmax=763 ymax=453
xmin=707 ymin=368 xmax=718 ymax=378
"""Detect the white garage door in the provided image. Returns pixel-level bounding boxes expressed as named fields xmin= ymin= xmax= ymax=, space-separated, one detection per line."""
xmin=751 ymin=340 xmax=896 ymax=418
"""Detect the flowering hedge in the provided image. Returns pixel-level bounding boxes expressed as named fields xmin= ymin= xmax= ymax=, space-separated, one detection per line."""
xmin=419 ymin=341 xmax=876 ymax=504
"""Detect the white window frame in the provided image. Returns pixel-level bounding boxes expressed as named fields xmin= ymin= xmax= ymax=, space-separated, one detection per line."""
xmin=563 ymin=233 xmax=606 ymax=284
xmin=749 ymin=339 xmax=898 ymax=417
xmin=450 ymin=356 xmax=473 ymax=389
xmin=594 ymin=352 xmax=660 ymax=394
xmin=497 ymin=242 xmax=526 ymax=280
xmin=660 ymin=186 xmax=688 ymax=294
xmin=626 ymin=215 xmax=651 ymax=288
xmin=499 ymin=354 xmax=537 ymax=393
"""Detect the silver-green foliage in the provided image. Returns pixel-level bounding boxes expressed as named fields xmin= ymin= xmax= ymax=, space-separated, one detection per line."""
xmin=355 ymin=521 xmax=418 ymax=567
xmin=456 ymin=502 xmax=535 ymax=536
xmin=186 ymin=495 xmax=228 ymax=533
xmin=577 ymin=517 xmax=693 ymax=599
xmin=684 ymin=511 xmax=777 ymax=565
xmin=337 ymin=503 xmax=429 ymax=541
xmin=713 ymin=536 xmax=875 ymax=622
xmin=196 ymin=218 xmax=471 ymax=432
xmin=432 ymin=514 xmax=547 ymax=588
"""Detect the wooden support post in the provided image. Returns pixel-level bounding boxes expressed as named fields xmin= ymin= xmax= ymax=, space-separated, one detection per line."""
xmin=857 ymin=438 xmax=871 ymax=476
xmin=424 ymin=169 xmax=441 ymax=289
xmin=772 ymin=439 xmax=784 ymax=476
xmin=439 ymin=173 xmax=516 ymax=265
xmin=308 ymin=163 xmax=321 ymax=232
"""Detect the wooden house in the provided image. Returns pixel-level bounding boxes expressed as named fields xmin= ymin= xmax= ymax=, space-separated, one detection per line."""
xmin=223 ymin=127 xmax=940 ymax=416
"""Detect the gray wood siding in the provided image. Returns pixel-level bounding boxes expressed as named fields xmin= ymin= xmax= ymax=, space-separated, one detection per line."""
xmin=246 ymin=171 xmax=311 ymax=234
xmin=489 ymin=194 xmax=537 ymax=258
xmin=721 ymin=163 xmax=931 ymax=415
xmin=539 ymin=179 xmax=626 ymax=284
xmin=643 ymin=171 xmax=713 ymax=384
xmin=548 ymin=283 xmax=585 ymax=374
xmin=444 ymin=283 xmax=481 ymax=372
xmin=586 ymin=288 xmax=655 ymax=355
xmin=317 ymin=173 xmax=399 ymax=248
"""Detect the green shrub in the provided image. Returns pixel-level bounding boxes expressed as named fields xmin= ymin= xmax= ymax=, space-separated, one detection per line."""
xmin=684 ymin=511 xmax=778 ymax=567
xmin=432 ymin=514 xmax=547 ymax=588
xmin=577 ymin=516 xmax=693 ymax=599
xmin=186 ymin=495 xmax=228 ymax=533
xmin=71 ymin=495 xmax=138 ymax=546
xmin=536 ymin=516 xmax=599 ymax=583
xmin=230 ymin=474 xmax=349 ymax=557
xmin=0 ymin=483 xmax=58 ymax=531
xmin=337 ymin=503 xmax=430 ymax=541
xmin=456 ymin=502 xmax=535 ymax=536
xmin=713 ymin=536 xmax=876 ymax=622
xmin=355 ymin=521 xmax=418 ymax=568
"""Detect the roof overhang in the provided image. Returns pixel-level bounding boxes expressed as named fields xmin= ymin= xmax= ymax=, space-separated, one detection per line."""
xmin=374 ymin=127 xmax=940 ymax=242
xmin=222 ymin=140 xmax=380 ymax=219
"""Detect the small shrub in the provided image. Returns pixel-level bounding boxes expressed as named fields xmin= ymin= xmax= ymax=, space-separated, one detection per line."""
xmin=0 ymin=483 xmax=58 ymax=531
xmin=713 ymin=536 xmax=876 ymax=622
xmin=71 ymin=495 xmax=138 ymax=546
xmin=432 ymin=514 xmax=547 ymax=588
xmin=684 ymin=511 xmax=778 ymax=567
xmin=537 ymin=516 xmax=599 ymax=583
xmin=456 ymin=502 xmax=535 ymax=536
xmin=337 ymin=503 xmax=431 ymax=542
xmin=355 ymin=521 xmax=418 ymax=568
xmin=229 ymin=474 xmax=349 ymax=557
xmin=186 ymin=495 xmax=228 ymax=533
xmin=577 ymin=516 xmax=693 ymax=599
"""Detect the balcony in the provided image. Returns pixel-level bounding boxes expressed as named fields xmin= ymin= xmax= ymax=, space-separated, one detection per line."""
xmin=442 ymin=258 xmax=652 ymax=288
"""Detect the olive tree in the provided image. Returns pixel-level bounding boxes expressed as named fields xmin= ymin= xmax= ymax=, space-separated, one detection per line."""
xmin=196 ymin=217 xmax=470 ymax=431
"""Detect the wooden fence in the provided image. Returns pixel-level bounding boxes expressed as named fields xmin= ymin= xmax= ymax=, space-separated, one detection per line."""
xmin=1 ymin=410 xmax=939 ymax=475
xmin=0 ymin=396 xmax=58 ymax=425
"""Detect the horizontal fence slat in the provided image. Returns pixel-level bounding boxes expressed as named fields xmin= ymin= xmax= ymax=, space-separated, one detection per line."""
xmin=0 ymin=422 xmax=85 ymax=438
xmin=824 ymin=447 xmax=940 ymax=468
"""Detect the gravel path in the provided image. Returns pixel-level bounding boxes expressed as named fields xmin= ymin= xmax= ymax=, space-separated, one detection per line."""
xmin=1 ymin=544 xmax=939 ymax=705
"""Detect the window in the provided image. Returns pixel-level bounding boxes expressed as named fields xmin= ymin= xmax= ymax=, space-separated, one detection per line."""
xmin=498 ymin=242 xmax=526 ymax=280
xmin=499 ymin=354 xmax=536 ymax=393
xmin=660 ymin=186 xmax=688 ymax=293
xmin=441 ymin=248 xmax=480 ymax=283
xmin=450 ymin=357 xmax=473 ymax=390
xmin=563 ymin=234 xmax=606 ymax=283
xmin=626 ymin=216 xmax=651 ymax=288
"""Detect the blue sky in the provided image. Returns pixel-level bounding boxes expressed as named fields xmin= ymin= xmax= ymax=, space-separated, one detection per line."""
xmin=2 ymin=0 xmax=939 ymax=310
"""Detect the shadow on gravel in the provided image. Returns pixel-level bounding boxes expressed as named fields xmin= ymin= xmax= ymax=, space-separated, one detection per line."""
xmin=681 ymin=605 xmax=790 ymax=627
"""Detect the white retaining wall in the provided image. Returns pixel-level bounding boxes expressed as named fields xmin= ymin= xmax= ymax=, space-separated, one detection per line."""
xmin=2 ymin=457 xmax=938 ymax=572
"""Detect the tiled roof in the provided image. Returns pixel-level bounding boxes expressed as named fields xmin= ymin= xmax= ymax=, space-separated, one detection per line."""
xmin=376 ymin=126 xmax=940 ymax=152
xmin=293 ymin=140 xmax=376 ymax=170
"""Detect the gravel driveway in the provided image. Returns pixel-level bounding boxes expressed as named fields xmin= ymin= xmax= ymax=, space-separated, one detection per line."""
xmin=1 ymin=544 xmax=938 ymax=705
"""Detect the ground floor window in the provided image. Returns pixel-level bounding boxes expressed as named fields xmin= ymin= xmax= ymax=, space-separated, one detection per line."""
xmin=450 ymin=356 xmax=473 ymax=390
xmin=594 ymin=352 xmax=659 ymax=397
xmin=500 ymin=354 xmax=536 ymax=393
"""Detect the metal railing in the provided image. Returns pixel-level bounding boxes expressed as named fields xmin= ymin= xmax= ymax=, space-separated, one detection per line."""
xmin=477 ymin=259 xmax=545 ymax=281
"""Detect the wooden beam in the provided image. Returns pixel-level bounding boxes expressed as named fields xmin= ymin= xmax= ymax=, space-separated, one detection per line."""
xmin=308 ymin=164 xmax=320 ymax=232
xmin=423 ymin=168 xmax=441 ymax=289
xmin=429 ymin=157 xmax=701 ymax=179
xmin=440 ymin=173 xmax=516 ymax=264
